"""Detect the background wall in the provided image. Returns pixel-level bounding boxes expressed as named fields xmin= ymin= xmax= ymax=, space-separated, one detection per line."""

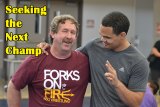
xmin=135 ymin=0 xmax=154 ymax=57
xmin=82 ymin=0 xmax=136 ymax=46
xmin=154 ymin=0 xmax=160 ymax=41
xmin=0 ymin=1 xmax=5 ymax=78
xmin=16 ymin=0 xmax=47 ymax=59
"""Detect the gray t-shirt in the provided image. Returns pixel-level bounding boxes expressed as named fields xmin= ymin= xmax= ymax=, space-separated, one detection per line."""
xmin=79 ymin=38 xmax=149 ymax=107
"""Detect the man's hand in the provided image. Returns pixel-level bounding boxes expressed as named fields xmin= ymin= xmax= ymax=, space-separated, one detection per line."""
xmin=37 ymin=42 xmax=50 ymax=55
xmin=105 ymin=60 xmax=145 ymax=107
xmin=104 ymin=60 xmax=120 ymax=88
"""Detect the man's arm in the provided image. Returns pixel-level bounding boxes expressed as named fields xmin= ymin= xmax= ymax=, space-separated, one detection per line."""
xmin=114 ymin=81 xmax=144 ymax=107
xmin=105 ymin=60 xmax=144 ymax=107
xmin=151 ymin=47 xmax=160 ymax=57
xmin=7 ymin=80 xmax=21 ymax=107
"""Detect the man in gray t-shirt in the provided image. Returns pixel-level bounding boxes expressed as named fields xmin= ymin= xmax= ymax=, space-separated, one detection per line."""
xmin=38 ymin=11 xmax=149 ymax=107
xmin=79 ymin=11 xmax=149 ymax=107
xmin=79 ymin=38 xmax=149 ymax=107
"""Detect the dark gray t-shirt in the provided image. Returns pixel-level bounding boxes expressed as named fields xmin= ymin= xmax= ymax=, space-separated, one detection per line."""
xmin=78 ymin=38 xmax=149 ymax=107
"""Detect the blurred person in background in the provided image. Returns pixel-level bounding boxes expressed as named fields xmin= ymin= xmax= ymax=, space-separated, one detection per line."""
xmin=141 ymin=80 xmax=159 ymax=107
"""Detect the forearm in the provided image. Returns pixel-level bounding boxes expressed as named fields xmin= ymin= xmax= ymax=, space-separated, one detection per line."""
xmin=7 ymin=80 xmax=21 ymax=107
xmin=152 ymin=48 xmax=160 ymax=57
xmin=115 ymin=81 xmax=144 ymax=107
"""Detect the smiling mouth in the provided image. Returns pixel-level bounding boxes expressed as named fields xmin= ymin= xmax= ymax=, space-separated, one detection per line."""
xmin=63 ymin=38 xmax=73 ymax=44
xmin=64 ymin=41 xmax=72 ymax=44
xmin=102 ymin=42 xmax=109 ymax=47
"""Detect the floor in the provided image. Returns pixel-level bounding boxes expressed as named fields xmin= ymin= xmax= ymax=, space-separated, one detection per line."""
xmin=1 ymin=81 xmax=160 ymax=107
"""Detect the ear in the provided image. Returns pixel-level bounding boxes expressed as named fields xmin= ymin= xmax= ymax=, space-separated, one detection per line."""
xmin=120 ymin=32 xmax=127 ymax=38
xmin=49 ymin=31 xmax=56 ymax=39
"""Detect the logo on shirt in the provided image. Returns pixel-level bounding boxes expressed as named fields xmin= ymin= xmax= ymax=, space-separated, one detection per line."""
xmin=119 ymin=67 xmax=125 ymax=72
xmin=43 ymin=69 xmax=80 ymax=103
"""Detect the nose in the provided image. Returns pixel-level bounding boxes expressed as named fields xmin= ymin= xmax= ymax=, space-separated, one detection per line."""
xmin=101 ymin=36 xmax=107 ymax=42
xmin=66 ymin=32 xmax=72 ymax=38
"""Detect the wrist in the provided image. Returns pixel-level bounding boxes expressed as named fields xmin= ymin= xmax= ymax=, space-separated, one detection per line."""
xmin=114 ymin=81 xmax=121 ymax=88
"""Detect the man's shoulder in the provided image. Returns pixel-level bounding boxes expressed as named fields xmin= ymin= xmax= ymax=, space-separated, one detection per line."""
xmin=128 ymin=45 xmax=146 ymax=59
xmin=73 ymin=50 xmax=87 ymax=57
xmin=22 ymin=52 xmax=48 ymax=66
xmin=72 ymin=51 xmax=89 ymax=61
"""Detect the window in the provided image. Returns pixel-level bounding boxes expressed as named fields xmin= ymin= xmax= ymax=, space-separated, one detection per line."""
xmin=35 ymin=14 xmax=41 ymax=34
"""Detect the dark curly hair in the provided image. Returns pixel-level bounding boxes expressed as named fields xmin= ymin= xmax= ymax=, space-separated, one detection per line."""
xmin=102 ymin=11 xmax=130 ymax=35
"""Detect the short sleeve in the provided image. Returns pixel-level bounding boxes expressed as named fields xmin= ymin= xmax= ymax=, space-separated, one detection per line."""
xmin=128 ymin=59 xmax=149 ymax=92
xmin=12 ymin=56 xmax=38 ymax=90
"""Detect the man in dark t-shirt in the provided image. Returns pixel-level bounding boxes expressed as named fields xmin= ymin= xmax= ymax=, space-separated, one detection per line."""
xmin=7 ymin=15 xmax=90 ymax=107
xmin=150 ymin=40 xmax=160 ymax=83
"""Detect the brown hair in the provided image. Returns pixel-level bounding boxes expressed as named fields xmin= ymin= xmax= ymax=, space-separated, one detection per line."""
xmin=50 ymin=14 xmax=79 ymax=36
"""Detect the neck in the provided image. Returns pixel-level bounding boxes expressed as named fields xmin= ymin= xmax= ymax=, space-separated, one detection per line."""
xmin=114 ymin=40 xmax=130 ymax=52
xmin=50 ymin=46 xmax=71 ymax=59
